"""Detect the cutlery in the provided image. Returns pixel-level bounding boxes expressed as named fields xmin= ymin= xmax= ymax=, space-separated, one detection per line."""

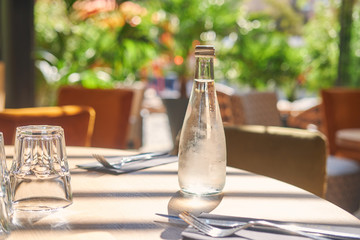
xmin=179 ymin=211 xmax=328 ymax=239
xmin=157 ymin=213 xmax=360 ymax=239
xmin=156 ymin=213 xmax=240 ymax=227
xmin=92 ymin=152 xmax=169 ymax=169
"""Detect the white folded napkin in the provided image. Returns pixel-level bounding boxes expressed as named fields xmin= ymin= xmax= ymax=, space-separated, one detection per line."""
xmin=77 ymin=155 xmax=178 ymax=174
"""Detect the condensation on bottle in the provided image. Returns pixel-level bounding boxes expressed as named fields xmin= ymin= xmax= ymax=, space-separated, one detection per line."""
xmin=178 ymin=45 xmax=226 ymax=195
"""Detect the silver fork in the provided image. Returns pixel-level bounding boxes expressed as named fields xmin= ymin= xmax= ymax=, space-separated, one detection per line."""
xmin=93 ymin=154 xmax=118 ymax=169
xmin=179 ymin=211 xmax=329 ymax=239
xmin=92 ymin=152 xmax=168 ymax=169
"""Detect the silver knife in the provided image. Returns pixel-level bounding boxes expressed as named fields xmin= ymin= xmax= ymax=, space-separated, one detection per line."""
xmin=156 ymin=213 xmax=360 ymax=239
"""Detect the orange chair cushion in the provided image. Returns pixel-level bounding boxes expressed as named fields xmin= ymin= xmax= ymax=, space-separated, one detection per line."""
xmin=57 ymin=86 xmax=133 ymax=149
xmin=321 ymin=88 xmax=360 ymax=161
xmin=0 ymin=105 xmax=95 ymax=146
xmin=336 ymin=129 xmax=360 ymax=150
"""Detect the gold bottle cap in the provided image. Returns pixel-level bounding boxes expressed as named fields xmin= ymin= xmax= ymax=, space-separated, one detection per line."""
xmin=195 ymin=45 xmax=215 ymax=56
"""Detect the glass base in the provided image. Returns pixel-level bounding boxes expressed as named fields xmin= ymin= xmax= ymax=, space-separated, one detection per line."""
xmin=180 ymin=187 xmax=223 ymax=196
xmin=13 ymin=197 xmax=72 ymax=211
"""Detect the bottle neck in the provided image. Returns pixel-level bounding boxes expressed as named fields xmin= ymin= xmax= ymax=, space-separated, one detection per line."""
xmin=194 ymin=56 xmax=214 ymax=80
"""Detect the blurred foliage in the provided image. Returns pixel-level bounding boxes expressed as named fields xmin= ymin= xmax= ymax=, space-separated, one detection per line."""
xmin=300 ymin=0 xmax=340 ymax=93
xmin=215 ymin=1 xmax=306 ymax=101
xmin=35 ymin=0 xmax=156 ymax=89
xmin=349 ymin=1 xmax=360 ymax=86
xmin=220 ymin=11 xmax=305 ymax=101
xmin=144 ymin=0 xmax=242 ymax=96
xmin=34 ymin=0 xmax=356 ymax=104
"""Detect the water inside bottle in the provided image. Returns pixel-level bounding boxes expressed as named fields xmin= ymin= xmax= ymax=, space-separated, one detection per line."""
xmin=178 ymin=79 xmax=226 ymax=195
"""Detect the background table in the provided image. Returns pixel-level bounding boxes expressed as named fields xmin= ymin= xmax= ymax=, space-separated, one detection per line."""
xmin=4 ymin=146 xmax=360 ymax=239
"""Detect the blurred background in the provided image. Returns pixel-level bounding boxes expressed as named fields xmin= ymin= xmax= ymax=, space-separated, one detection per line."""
xmin=2 ymin=0 xmax=359 ymax=104
xmin=3 ymin=0 xmax=360 ymax=216
xmin=0 ymin=0 xmax=359 ymax=150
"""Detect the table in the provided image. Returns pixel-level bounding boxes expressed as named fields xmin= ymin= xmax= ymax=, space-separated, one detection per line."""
xmin=4 ymin=146 xmax=360 ymax=239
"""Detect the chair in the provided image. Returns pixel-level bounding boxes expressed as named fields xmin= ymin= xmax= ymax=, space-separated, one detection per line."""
xmin=326 ymin=155 xmax=360 ymax=213
xmin=215 ymin=83 xmax=237 ymax=125
xmin=321 ymin=88 xmax=360 ymax=161
xmin=216 ymin=91 xmax=235 ymax=125
xmin=286 ymin=103 xmax=325 ymax=132
xmin=0 ymin=105 xmax=95 ymax=146
xmin=224 ymin=125 xmax=327 ymax=197
xmin=120 ymin=82 xmax=146 ymax=149
xmin=216 ymin=89 xmax=282 ymax=127
xmin=162 ymin=97 xmax=189 ymax=148
xmin=239 ymin=91 xmax=282 ymax=126
xmin=57 ymin=86 xmax=133 ymax=149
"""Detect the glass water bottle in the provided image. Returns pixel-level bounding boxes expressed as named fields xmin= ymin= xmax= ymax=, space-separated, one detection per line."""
xmin=178 ymin=45 xmax=226 ymax=195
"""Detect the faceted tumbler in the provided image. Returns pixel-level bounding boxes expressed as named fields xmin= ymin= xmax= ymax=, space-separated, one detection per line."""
xmin=10 ymin=125 xmax=72 ymax=211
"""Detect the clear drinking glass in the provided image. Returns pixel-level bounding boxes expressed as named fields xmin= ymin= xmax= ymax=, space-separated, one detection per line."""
xmin=10 ymin=125 xmax=72 ymax=211
xmin=0 ymin=133 xmax=12 ymax=236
